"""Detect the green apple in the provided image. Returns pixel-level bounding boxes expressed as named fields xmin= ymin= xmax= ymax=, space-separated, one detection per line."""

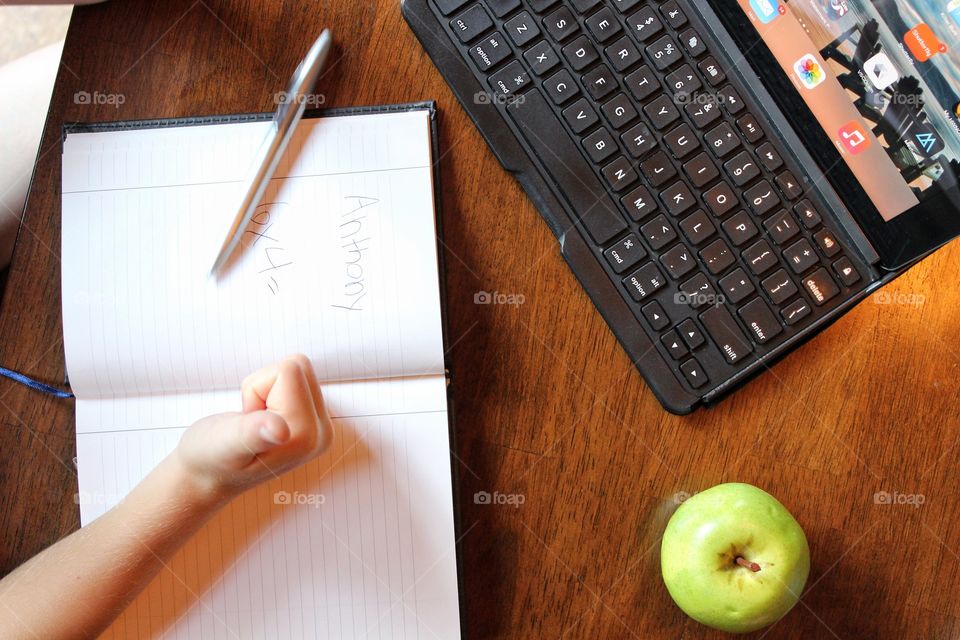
xmin=660 ymin=483 xmax=810 ymax=634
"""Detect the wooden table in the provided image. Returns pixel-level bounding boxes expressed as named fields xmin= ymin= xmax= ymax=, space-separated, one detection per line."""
xmin=2 ymin=1 xmax=960 ymax=637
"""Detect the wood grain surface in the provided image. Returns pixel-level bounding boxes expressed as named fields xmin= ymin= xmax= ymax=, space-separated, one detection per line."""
xmin=1 ymin=1 xmax=959 ymax=638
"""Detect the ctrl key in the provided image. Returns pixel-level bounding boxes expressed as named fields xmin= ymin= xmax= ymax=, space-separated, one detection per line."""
xmin=680 ymin=358 xmax=709 ymax=388
xmin=622 ymin=262 xmax=666 ymax=302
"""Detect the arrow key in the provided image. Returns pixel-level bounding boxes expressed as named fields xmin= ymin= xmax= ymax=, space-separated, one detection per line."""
xmin=642 ymin=301 xmax=671 ymax=331
xmin=661 ymin=329 xmax=689 ymax=360
xmin=680 ymin=358 xmax=709 ymax=388
xmin=677 ymin=319 xmax=706 ymax=349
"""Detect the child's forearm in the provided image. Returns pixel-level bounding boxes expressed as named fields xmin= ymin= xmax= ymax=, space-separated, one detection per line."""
xmin=0 ymin=454 xmax=227 ymax=640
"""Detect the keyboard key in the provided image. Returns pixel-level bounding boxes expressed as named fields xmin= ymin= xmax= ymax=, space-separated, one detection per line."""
xmin=488 ymin=60 xmax=531 ymax=98
xmin=700 ymin=304 xmax=753 ymax=364
xmin=783 ymin=238 xmax=818 ymax=274
xmin=814 ymin=229 xmax=842 ymax=257
xmin=563 ymin=98 xmax=599 ymax=133
xmin=469 ymin=32 xmax=512 ymax=71
xmin=660 ymin=1 xmax=688 ymax=29
xmin=529 ymin=0 xmax=560 ymax=12
xmin=602 ymin=156 xmax=639 ymax=191
xmin=802 ymin=268 xmax=839 ymax=305
xmin=583 ymin=127 xmax=618 ymax=163
xmin=833 ymin=257 xmax=861 ymax=287
xmin=683 ymin=152 xmax=719 ymax=188
xmin=764 ymin=209 xmax=800 ymax=245
xmin=679 ymin=28 xmax=707 ymax=58
xmin=601 ymin=93 xmax=639 ymax=129
xmin=433 ymin=0 xmax=471 ymax=15
xmin=626 ymin=6 xmax=663 ymax=43
xmin=646 ymin=35 xmax=682 ymax=71
xmin=718 ymin=85 xmax=745 ymax=114
xmin=680 ymin=358 xmax=709 ymax=388
xmin=562 ymin=35 xmax=599 ymax=71
xmin=641 ymin=214 xmax=677 ymax=250
xmin=781 ymin=298 xmax=812 ymax=325
xmin=743 ymin=239 xmax=778 ymax=275
xmin=705 ymin=123 xmax=741 ymax=159
xmin=744 ymin=180 xmax=781 ymax=217
xmin=605 ymin=37 xmax=642 ymax=73
xmin=678 ymin=319 xmax=706 ymax=349
xmin=776 ymin=171 xmax=803 ymax=200
xmin=661 ymin=181 xmax=696 ymax=216
xmin=719 ymin=268 xmax=755 ymax=305
xmin=507 ymin=90 xmax=627 ymax=243
xmin=505 ymin=11 xmax=541 ymax=46
xmin=660 ymin=243 xmax=697 ymax=280
xmin=756 ymin=142 xmax=783 ymax=171
xmin=624 ymin=66 xmax=660 ymax=101
xmin=642 ymin=300 xmax=670 ymax=330
xmin=664 ymin=123 xmax=700 ymax=159
xmin=703 ymin=181 xmax=737 ymax=217
xmin=794 ymin=199 xmax=822 ymax=229
xmin=738 ymin=298 xmax=783 ymax=345
xmin=737 ymin=113 xmax=764 ymax=144
xmin=451 ymin=4 xmax=493 ymax=43
xmin=582 ymin=64 xmax=618 ymax=100
xmin=698 ymin=56 xmax=726 ymax=86
xmin=585 ymin=6 xmax=622 ymax=42
xmin=487 ymin=0 xmax=521 ymax=18
xmin=623 ymin=262 xmax=666 ymax=301
xmin=679 ymin=209 xmax=716 ymax=245
xmin=685 ymin=96 xmax=722 ymax=130
xmin=644 ymin=95 xmax=681 ymax=130
xmin=666 ymin=64 xmax=701 ymax=98
xmin=723 ymin=151 xmax=760 ymax=187
xmin=544 ymin=69 xmax=580 ymax=104
xmin=722 ymin=210 xmax=759 ymax=246
xmin=761 ymin=269 xmax=799 ymax=305
xmin=604 ymin=233 xmax=646 ymax=273
xmin=611 ymin=0 xmax=642 ymax=13
xmin=700 ymin=237 xmax=735 ymax=275
xmin=570 ymin=0 xmax=601 ymax=12
xmin=524 ymin=40 xmax=561 ymax=76
xmin=622 ymin=122 xmax=657 ymax=157
xmin=661 ymin=330 xmax=689 ymax=360
xmin=622 ymin=185 xmax=658 ymax=221
xmin=679 ymin=272 xmax=718 ymax=309
xmin=544 ymin=6 xmax=579 ymax=42
xmin=640 ymin=150 xmax=677 ymax=187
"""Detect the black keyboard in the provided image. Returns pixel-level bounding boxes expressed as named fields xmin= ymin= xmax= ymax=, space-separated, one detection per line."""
xmin=405 ymin=0 xmax=872 ymax=412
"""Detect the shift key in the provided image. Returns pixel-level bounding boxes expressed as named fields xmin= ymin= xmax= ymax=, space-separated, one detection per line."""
xmin=700 ymin=304 xmax=753 ymax=364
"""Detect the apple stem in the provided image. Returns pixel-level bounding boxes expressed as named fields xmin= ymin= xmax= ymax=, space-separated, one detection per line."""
xmin=735 ymin=556 xmax=761 ymax=572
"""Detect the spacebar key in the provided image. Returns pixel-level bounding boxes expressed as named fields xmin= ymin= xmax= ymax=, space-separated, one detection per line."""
xmin=700 ymin=305 xmax=754 ymax=365
xmin=507 ymin=89 xmax=627 ymax=244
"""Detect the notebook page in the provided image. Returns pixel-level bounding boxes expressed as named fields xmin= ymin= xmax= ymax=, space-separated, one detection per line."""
xmin=62 ymin=109 xmax=444 ymax=401
xmin=75 ymin=376 xmax=460 ymax=639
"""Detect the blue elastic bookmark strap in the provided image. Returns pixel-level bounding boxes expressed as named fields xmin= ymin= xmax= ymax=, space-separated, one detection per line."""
xmin=0 ymin=366 xmax=74 ymax=399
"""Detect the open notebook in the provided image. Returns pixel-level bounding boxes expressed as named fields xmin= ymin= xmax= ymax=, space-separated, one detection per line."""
xmin=60 ymin=105 xmax=461 ymax=638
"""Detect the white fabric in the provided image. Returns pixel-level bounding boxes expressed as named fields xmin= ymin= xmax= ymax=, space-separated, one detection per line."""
xmin=0 ymin=40 xmax=64 ymax=270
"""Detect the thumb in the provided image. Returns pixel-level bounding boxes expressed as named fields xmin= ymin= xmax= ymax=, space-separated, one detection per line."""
xmin=186 ymin=410 xmax=291 ymax=471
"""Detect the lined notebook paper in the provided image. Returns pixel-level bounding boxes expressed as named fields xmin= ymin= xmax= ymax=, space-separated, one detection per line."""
xmin=61 ymin=107 xmax=461 ymax=639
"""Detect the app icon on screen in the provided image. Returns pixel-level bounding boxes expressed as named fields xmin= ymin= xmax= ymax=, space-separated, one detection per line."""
xmin=864 ymin=52 xmax=899 ymax=91
xmin=838 ymin=121 xmax=870 ymax=155
xmin=904 ymin=24 xmax=947 ymax=62
xmin=750 ymin=0 xmax=781 ymax=24
xmin=794 ymin=54 xmax=826 ymax=89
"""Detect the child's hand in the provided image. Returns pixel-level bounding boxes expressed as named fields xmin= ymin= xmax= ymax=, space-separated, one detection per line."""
xmin=175 ymin=355 xmax=333 ymax=501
